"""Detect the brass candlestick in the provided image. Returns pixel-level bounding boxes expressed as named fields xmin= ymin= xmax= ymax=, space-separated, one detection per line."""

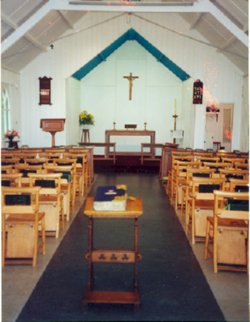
xmin=144 ymin=122 xmax=147 ymax=130
xmin=172 ymin=114 xmax=178 ymax=144
xmin=113 ymin=122 xmax=116 ymax=130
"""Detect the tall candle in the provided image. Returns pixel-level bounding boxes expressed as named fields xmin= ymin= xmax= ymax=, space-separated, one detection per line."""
xmin=174 ymin=98 xmax=176 ymax=115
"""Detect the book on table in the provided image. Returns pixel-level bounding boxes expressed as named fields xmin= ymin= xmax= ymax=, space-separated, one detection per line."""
xmin=93 ymin=185 xmax=127 ymax=211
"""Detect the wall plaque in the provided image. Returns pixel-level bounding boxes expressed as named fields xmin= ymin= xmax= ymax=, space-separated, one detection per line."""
xmin=39 ymin=76 xmax=52 ymax=105
xmin=193 ymin=79 xmax=203 ymax=104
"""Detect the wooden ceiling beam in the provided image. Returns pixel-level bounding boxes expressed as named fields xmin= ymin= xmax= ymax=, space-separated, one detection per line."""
xmin=2 ymin=13 xmax=47 ymax=52
xmin=1 ymin=0 xmax=248 ymax=55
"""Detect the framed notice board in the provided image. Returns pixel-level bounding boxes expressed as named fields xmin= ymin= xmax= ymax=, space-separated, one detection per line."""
xmin=193 ymin=79 xmax=203 ymax=104
xmin=39 ymin=76 xmax=52 ymax=105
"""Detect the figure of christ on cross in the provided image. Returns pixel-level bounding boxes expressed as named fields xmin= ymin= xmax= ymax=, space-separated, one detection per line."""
xmin=123 ymin=72 xmax=139 ymax=100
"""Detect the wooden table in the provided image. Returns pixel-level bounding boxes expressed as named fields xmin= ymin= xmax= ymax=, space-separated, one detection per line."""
xmin=105 ymin=129 xmax=155 ymax=156
xmin=83 ymin=196 xmax=143 ymax=305
xmin=81 ymin=129 xmax=90 ymax=143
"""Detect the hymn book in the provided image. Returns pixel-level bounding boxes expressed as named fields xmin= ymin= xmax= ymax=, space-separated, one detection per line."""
xmin=93 ymin=185 xmax=127 ymax=211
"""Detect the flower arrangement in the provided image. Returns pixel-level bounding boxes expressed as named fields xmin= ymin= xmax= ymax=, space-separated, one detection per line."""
xmin=79 ymin=110 xmax=95 ymax=126
xmin=5 ymin=129 xmax=19 ymax=140
xmin=206 ymin=104 xmax=220 ymax=112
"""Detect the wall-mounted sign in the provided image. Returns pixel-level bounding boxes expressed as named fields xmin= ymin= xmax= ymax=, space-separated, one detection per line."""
xmin=193 ymin=79 xmax=203 ymax=104
xmin=39 ymin=76 xmax=52 ymax=105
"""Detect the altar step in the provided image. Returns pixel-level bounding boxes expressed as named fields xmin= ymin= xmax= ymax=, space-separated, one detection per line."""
xmin=93 ymin=154 xmax=161 ymax=173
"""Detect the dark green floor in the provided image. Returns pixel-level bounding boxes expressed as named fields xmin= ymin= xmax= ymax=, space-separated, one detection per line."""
xmin=16 ymin=173 xmax=225 ymax=322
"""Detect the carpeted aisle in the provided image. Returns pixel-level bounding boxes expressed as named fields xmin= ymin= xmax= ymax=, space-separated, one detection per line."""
xmin=16 ymin=173 xmax=225 ymax=322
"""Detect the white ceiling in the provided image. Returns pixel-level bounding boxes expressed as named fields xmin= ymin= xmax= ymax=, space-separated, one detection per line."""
xmin=1 ymin=0 xmax=248 ymax=75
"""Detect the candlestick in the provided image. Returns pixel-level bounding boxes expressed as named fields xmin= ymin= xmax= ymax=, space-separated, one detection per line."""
xmin=144 ymin=122 xmax=147 ymax=130
xmin=113 ymin=122 xmax=116 ymax=130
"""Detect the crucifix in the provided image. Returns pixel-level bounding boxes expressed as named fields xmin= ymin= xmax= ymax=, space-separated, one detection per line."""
xmin=123 ymin=72 xmax=139 ymax=100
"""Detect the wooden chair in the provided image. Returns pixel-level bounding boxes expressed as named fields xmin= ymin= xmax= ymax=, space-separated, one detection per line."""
xmin=221 ymin=157 xmax=247 ymax=165
xmin=195 ymin=156 xmax=220 ymax=164
xmin=193 ymin=151 xmax=214 ymax=160
xmin=173 ymin=161 xmax=201 ymax=210
xmin=15 ymin=164 xmax=44 ymax=186
xmin=229 ymin=178 xmax=249 ymax=193
xmin=1 ymin=157 xmax=20 ymax=166
xmin=2 ymin=186 xmax=46 ymax=267
xmin=68 ymin=153 xmax=88 ymax=196
xmin=204 ymin=190 xmax=249 ymax=273
xmin=202 ymin=162 xmax=232 ymax=175
xmin=168 ymin=156 xmax=195 ymax=205
xmin=218 ymin=169 xmax=249 ymax=190
xmin=186 ymin=177 xmax=225 ymax=244
xmin=28 ymin=173 xmax=63 ymax=238
xmin=25 ymin=158 xmax=47 ymax=166
xmin=44 ymin=165 xmax=74 ymax=221
xmin=52 ymin=158 xmax=77 ymax=205
xmin=180 ymin=167 xmax=216 ymax=217
xmin=234 ymin=162 xmax=249 ymax=170
xmin=1 ymin=164 xmax=15 ymax=174
xmin=19 ymin=148 xmax=43 ymax=154
xmin=1 ymin=173 xmax=22 ymax=187
xmin=67 ymin=147 xmax=94 ymax=184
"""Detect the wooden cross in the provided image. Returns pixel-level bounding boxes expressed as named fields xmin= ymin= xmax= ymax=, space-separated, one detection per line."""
xmin=123 ymin=72 xmax=139 ymax=100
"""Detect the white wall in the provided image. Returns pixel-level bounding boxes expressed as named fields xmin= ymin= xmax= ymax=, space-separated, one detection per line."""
xmin=4 ymin=12 xmax=247 ymax=150
xmin=181 ymin=78 xmax=195 ymax=148
xmin=66 ymin=77 xmax=80 ymax=145
xmin=241 ymin=76 xmax=249 ymax=152
xmin=78 ymin=41 xmax=183 ymax=152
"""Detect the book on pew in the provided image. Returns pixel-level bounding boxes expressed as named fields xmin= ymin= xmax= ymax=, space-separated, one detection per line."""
xmin=93 ymin=185 xmax=127 ymax=211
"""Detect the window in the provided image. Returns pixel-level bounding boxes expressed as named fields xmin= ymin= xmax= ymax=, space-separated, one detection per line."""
xmin=1 ymin=87 xmax=11 ymax=138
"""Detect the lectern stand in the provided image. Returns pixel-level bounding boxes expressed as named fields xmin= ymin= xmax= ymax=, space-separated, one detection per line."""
xmin=83 ymin=196 xmax=143 ymax=306
xmin=40 ymin=118 xmax=65 ymax=147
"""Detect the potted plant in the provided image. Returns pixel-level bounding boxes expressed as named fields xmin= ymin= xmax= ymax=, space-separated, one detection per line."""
xmin=79 ymin=110 xmax=95 ymax=129
xmin=5 ymin=129 xmax=20 ymax=148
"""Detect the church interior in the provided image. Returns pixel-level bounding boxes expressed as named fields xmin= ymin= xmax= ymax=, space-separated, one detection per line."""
xmin=1 ymin=1 xmax=249 ymax=321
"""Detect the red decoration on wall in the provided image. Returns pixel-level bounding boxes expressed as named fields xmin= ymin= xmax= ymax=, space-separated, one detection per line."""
xmin=193 ymin=79 xmax=203 ymax=104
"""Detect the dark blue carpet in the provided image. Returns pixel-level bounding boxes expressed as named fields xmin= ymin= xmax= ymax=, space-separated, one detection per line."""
xmin=16 ymin=173 xmax=225 ymax=322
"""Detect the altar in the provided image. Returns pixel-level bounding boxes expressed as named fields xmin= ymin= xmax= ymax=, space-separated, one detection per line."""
xmin=105 ymin=129 xmax=156 ymax=157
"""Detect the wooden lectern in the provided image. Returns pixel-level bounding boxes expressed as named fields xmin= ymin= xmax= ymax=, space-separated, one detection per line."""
xmin=40 ymin=118 xmax=65 ymax=147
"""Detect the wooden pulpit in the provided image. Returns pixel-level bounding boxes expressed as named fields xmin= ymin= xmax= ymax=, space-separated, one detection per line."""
xmin=40 ymin=118 xmax=65 ymax=147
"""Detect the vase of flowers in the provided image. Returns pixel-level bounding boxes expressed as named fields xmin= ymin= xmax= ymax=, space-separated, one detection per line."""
xmin=5 ymin=129 xmax=20 ymax=148
xmin=79 ymin=110 xmax=95 ymax=129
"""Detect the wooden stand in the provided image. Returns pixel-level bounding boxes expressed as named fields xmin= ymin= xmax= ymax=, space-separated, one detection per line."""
xmin=40 ymin=118 xmax=65 ymax=147
xmin=83 ymin=197 xmax=143 ymax=305
xmin=81 ymin=129 xmax=90 ymax=143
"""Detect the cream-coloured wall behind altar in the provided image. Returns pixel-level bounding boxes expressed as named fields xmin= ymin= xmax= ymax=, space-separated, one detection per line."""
xmin=78 ymin=40 xmax=189 ymax=152
xmin=2 ymin=12 xmax=247 ymax=150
